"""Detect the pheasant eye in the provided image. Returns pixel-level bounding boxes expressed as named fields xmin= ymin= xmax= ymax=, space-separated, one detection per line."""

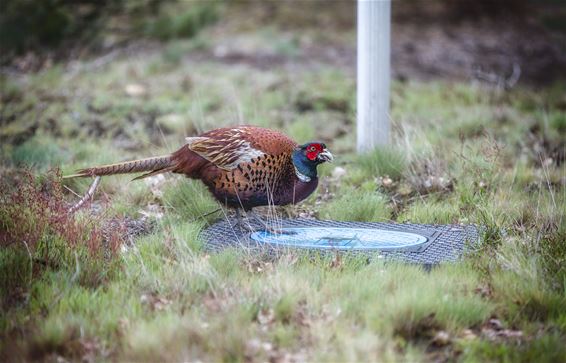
xmin=309 ymin=146 xmax=316 ymax=152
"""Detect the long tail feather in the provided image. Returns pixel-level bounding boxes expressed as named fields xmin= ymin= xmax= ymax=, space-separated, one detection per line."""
xmin=64 ymin=155 xmax=175 ymax=179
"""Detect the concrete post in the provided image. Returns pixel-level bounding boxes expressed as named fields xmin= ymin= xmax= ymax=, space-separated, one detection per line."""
xmin=356 ymin=0 xmax=391 ymax=152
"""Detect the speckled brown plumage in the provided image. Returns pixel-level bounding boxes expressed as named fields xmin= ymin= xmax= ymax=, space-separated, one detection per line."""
xmin=67 ymin=125 xmax=332 ymax=211
xmin=171 ymin=126 xmax=314 ymax=210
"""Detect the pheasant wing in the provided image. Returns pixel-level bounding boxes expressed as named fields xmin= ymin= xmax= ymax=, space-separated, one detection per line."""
xmin=186 ymin=128 xmax=266 ymax=170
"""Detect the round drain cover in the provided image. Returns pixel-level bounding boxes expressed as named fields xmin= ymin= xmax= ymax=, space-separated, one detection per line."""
xmin=250 ymin=227 xmax=428 ymax=251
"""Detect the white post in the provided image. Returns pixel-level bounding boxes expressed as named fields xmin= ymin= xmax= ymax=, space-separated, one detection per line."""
xmin=357 ymin=0 xmax=391 ymax=152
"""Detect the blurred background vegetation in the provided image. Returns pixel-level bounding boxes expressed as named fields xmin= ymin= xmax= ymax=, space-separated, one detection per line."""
xmin=1 ymin=0 xmax=565 ymax=362
xmin=1 ymin=0 xmax=565 ymax=81
xmin=0 ymin=0 xmax=219 ymax=60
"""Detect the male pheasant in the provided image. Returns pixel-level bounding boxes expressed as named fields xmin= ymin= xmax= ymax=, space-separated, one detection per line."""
xmin=66 ymin=125 xmax=333 ymax=228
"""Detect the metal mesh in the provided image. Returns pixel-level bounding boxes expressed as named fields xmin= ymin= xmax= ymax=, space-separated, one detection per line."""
xmin=200 ymin=218 xmax=480 ymax=265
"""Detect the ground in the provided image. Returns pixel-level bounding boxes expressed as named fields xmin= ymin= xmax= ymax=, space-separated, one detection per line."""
xmin=1 ymin=2 xmax=565 ymax=362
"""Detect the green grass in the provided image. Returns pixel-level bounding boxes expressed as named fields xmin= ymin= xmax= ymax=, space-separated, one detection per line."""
xmin=1 ymin=12 xmax=566 ymax=361
xmin=319 ymin=187 xmax=392 ymax=222
xmin=11 ymin=136 xmax=68 ymax=169
xmin=356 ymin=145 xmax=408 ymax=181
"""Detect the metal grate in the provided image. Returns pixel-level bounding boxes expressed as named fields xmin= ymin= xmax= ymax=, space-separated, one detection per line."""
xmin=201 ymin=219 xmax=479 ymax=265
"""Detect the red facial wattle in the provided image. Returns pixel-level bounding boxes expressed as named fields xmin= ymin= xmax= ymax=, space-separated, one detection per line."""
xmin=306 ymin=143 xmax=323 ymax=161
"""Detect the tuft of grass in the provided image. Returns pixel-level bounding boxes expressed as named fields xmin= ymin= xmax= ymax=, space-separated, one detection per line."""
xmin=328 ymin=262 xmax=492 ymax=335
xmin=124 ymin=306 xmax=256 ymax=362
xmin=548 ymin=111 xmax=566 ymax=134
xmin=286 ymin=118 xmax=316 ymax=143
xmin=11 ymin=137 xmax=67 ymax=169
xmin=491 ymin=234 xmax=566 ymax=323
xmin=161 ymin=178 xmax=219 ymax=224
xmin=145 ymin=3 xmax=219 ymax=41
xmin=208 ymin=249 xmax=243 ymax=279
xmin=357 ymin=146 xmax=408 ymax=181
xmin=319 ymin=187 xmax=391 ymax=222
xmin=162 ymin=37 xmax=209 ymax=65
xmin=398 ymin=197 xmax=461 ymax=224
xmin=460 ymin=333 xmax=566 ymax=363
xmin=538 ymin=228 xmax=566 ymax=293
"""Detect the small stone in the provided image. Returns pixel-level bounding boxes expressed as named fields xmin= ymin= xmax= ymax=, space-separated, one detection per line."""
xmin=432 ymin=331 xmax=450 ymax=346
xmin=155 ymin=113 xmax=189 ymax=134
xmin=398 ymin=183 xmax=413 ymax=196
xmin=125 ymin=83 xmax=146 ymax=97
xmin=488 ymin=318 xmax=503 ymax=330
xmin=499 ymin=329 xmax=523 ymax=339
xmin=461 ymin=329 xmax=477 ymax=340
xmin=245 ymin=339 xmax=261 ymax=356
xmin=213 ymin=45 xmax=229 ymax=58
xmin=257 ymin=308 xmax=275 ymax=325
xmin=332 ymin=166 xmax=347 ymax=179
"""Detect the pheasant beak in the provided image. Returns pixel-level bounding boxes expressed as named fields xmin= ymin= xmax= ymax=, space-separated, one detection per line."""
xmin=317 ymin=149 xmax=334 ymax=163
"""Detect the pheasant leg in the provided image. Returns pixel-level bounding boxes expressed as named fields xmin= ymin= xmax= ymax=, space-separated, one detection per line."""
xmin=248 ymin=211 xmax=297 ymax=235
xmin=232 ymin=208 xmax=255 ymax=232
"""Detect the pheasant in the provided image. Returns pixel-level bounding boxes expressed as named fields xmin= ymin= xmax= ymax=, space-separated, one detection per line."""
xmin=66 ymin=125 xmax=333 ymax=230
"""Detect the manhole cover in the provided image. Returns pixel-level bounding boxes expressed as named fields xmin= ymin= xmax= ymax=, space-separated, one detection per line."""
xmin=250 ymin=227 xmax=429 ymax=251
xmin=201 ymin=218 xmax=479 ymax=264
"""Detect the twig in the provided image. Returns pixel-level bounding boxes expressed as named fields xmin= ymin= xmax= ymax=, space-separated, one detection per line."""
xmin=22 ymin=240 xmax=33 ymax=288
xmin=68 ymin=176 xmax=101 ymax=213
xmin=63 ymin=185 xmax=82 ymax=198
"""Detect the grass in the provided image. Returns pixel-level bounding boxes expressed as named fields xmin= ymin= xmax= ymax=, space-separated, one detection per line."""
xmin=357 ymin=145 xmax=408 ymax=181
xmin=1 ymin=10 xmax=566 ymax=362
xmin=319 ymin=187 xmax=392 ymax=222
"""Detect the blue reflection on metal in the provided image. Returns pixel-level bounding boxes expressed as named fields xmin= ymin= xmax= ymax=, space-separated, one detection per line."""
xmin=250 ymin=227 xmax=428 ymax=251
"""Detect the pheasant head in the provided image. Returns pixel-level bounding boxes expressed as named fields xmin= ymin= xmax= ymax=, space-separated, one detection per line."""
xmin=292 ymin=142 xmax=333 ymax=182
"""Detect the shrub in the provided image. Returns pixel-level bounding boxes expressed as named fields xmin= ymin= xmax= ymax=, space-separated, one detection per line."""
xmin=0 ymin=0 xmax=218 ymax=59
xmin=0 ymin=170 xmax=123 ymax=308
xmin=11 ymin=137 xmax=67 ymax=169
xmin=0 ymin=0 xmax=111 ymax=56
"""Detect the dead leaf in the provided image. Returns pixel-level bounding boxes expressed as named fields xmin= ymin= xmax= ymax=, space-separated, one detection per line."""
xmin=330 ymin=252 xmax=342 ymax=269
xmin=257 ymin=308 xmax=275 ymax=325
xmin=140 ymin=292 xmax=171 ymax=311
xmin=116 ymin=317 xmax=129 ymax=337
xmin=480 ymin=317 xmax=524 ymax=342
xmin=381 ymin=176 xmax=394 ymax=187
xmin=203 ymin=292 xmax=223 ymax=312
xmin=474 ymin=284 xmax=493 ymax=298
xmin=245 ymin=338 xmax=261 ymax=357
xmin=460 ymin=329 xmax=477 ymax=341
xmin=488 ymin=318 xmax=503 ymax=331
xmin=331 ymin=166 xmax=347 ymax=179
